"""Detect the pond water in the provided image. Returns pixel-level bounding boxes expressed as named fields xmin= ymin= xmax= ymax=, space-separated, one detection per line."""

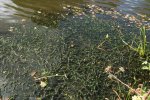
xmin=0 ymin=0 xmax=150 ymax=26
xmin=0 ymin=0 xmax=150 ymax=99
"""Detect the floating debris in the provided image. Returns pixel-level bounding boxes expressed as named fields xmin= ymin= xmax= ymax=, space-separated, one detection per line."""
xmin=62 ymin=4 xmax=150 ymax=30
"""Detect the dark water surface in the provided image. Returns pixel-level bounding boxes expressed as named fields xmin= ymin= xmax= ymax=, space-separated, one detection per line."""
xmin=0 ymin=0 xmax=150 ymax=25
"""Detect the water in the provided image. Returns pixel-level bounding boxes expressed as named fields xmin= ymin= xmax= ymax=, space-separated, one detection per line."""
xmin=0 ymin=0 xmax=150 ymax=32
xmin=0 ymin=0 xmax=150 ymax=99
xmin=0 ymin=0 xmax=150 ymax=26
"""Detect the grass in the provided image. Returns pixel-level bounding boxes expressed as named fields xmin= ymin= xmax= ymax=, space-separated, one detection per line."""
xmin=121 ymin=26 xmax=150 ymax=71
xmin=0 ymin=15 xmax=150 ymax=100
xmin=121 ymin=27 xmax=147 ymax=57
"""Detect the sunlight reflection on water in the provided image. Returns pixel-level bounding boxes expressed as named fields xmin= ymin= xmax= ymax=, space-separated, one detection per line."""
xmin=0 ymin=0 xmax=149 ymax=24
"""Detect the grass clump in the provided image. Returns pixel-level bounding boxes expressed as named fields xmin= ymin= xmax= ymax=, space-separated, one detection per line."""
xmin=122 ymin=27 xmax=148 ymax=57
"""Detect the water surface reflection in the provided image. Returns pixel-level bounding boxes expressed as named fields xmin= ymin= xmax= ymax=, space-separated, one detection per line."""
xmin=1 ymin=0 xmax=150 ymax=19
xmin=0 ymin=0 xmax=150 ymax=28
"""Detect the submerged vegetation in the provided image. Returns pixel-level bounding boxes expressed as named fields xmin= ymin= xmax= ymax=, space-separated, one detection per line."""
xmin=0 ymin=3 xmax=150 ymax=100
xmin=0 ymin=14 xmax=150 ymax=100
